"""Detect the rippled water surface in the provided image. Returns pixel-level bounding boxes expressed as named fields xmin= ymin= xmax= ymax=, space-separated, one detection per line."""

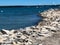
xmin=0 ymin=5 xmax=60 ymax=30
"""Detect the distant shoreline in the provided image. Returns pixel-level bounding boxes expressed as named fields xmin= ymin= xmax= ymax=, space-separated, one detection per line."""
xmin=0 ymin=4 xmax=60 ymax=7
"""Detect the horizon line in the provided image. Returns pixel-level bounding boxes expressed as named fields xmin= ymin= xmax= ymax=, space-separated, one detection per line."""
xmin=0 ymin=4 xmax=60 ymax=6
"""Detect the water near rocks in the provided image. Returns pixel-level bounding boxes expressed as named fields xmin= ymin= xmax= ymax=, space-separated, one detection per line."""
xmin=0 ymin=5 xmax=60 ymax=30
xmin=0 ymin=6 xmax=42 ymax=30
xmin=0 ymin=8 xmax=60 ymax=45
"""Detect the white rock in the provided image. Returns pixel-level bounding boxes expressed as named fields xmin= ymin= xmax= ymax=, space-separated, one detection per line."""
xmin=20 ymin=35 xmax=26 ymax=39
xmin=28 ymin=41 xmax=32 ymax=44
xmin=39 ymin=44 xmax=42 ymax=45
xmin=2 ymin=29 xmax=10 ymax=34
xmin=36 ymin=36 xmax=45 ymax=40
xmin=41 ymin=33 xmax=52 ymax=37
xmin=41 ymin=28 xmax=49 ymax=34
xmin=31 ymin=26 xmax=36 ymax=28
xmin=10 ymin=29 xmax=15 ymax=33
xmin=25 ymin=27 xmax=32 ymax=31
xmin=43 ymin=26 xmax=56 ymax=30
xmin=0 ymin=35 xmax=7 ymax=43
xmin=9 ymin=29 xmax=15 ymax=34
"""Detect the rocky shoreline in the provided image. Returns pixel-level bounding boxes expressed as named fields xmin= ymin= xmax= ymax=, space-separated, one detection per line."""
xmin=0 ymin=8 xmax=60 ymax=45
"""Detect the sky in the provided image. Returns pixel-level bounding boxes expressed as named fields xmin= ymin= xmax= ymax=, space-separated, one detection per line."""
xmin=0 ymin=0 xmax=60 ymax=6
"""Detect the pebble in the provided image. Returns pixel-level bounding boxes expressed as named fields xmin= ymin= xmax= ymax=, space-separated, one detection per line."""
xmin=39 ymin=44 xmax=42 ymax=45
xmin=41 ymin=28 xmax=49 ymax=34
xmin=20 ymin=35 xmax=26 ymax=39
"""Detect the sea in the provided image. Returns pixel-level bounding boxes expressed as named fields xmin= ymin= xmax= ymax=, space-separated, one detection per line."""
xmin=0 ymin=5 xmax=60 ymax=30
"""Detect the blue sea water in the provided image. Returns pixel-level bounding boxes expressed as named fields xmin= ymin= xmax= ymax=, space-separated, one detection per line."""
xmin=0 ymin=5 xmax=60 ymax=30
